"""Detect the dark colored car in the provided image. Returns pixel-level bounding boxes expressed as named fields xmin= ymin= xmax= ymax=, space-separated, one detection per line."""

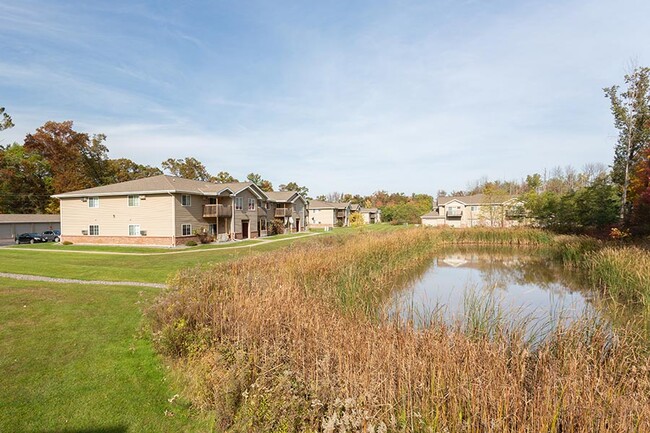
xmin=15 ymin=233 xmax=46 ymax=244
xmin=41 ymin=230 xmax=61 ymax=242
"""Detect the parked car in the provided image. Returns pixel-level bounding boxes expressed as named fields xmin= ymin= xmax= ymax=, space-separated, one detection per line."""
xmin=15 ymin=233 xmax=46 ymax=244
xmin=41 ymin=230 xmax=61 ymax=242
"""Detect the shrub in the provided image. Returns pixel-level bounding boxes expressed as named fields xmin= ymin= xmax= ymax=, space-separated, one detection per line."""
xmin=62 ymin=241 xmax=73 ymax=245
xmin=349 ymin=212 xmax=364 ymax=227
xmin=185 ymin=240 xmax=197 ymax=247
xmin=269 ymin=219 xmax=285 ymax=235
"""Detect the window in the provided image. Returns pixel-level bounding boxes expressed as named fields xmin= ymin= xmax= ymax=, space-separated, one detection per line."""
xmin=88 ymin=197 xmax=99 ymax=208
xmin=248 ymin=198 xmax=256 ymax=211
xmin=182 ymin=224 xmax=192 ymax=236
xmin=181 ymin=194 xmax=191 ymax=206
xmin=471 ymin=206 xmax=478 ymax=212
xmin=128 ymin=195 xmax=140 ymax=207
xmin=235 ymin=197 xmax=243 ymax=210
xmin=89 ymin=225 xmax=100 ymax=236
xmin=128 ymin=224 xmax=141 ymax=236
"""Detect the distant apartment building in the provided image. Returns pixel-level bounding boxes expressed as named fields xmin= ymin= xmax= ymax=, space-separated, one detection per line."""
xmin=53 ymin=175 xmax=308 ymax=246
xmin=360 ymin=208 xmax=381 ymax=224
xmin=421 ymin=194 xmax=525 ymax=228
xmin=308 ymin=200 xmax=351 ymax=228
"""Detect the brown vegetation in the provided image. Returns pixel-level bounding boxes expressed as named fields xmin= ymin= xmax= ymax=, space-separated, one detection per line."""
xmin=149 ymin=228 xmax=650 ymax=432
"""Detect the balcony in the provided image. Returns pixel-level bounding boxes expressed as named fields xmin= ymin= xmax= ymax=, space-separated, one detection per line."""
xmin=505 ymin=208 xmax=526 ymax=219
xmin=203 ymin=204 xmax=232 ymax=218
xmin=275 ymin=207 xmax=293 ymax=218
xmin=446 ymin=209 xmax=463 ymax=218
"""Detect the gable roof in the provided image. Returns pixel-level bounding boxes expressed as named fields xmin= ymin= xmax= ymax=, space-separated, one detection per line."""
xmin=265 ymin=191 xmax=306 ymax=204
xmin=421 ymin=210 xmax=443 ymax=219
xmin=52 ymin=175 xmax=268 ymax=200
xmin=308 ymin=200 xmax=350 ymax=210
xmin=438 ymin=194 xmax=519 ymax=206
xmin=0 ymin=214 xmax=61 ymax=224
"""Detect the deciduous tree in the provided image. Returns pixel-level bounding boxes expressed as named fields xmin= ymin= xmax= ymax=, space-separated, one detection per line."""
xmin=604 ymin=67 xmax=650 ymax=222
xmin=0 ymin=107 xmax=14 ymax=131
xmin=279 ymin=181 xmax=309 ymax=197
xmin=107 ymin=158 xmax=162 ymax=183
xmin=246 ymin=173 xmax=273 ymax=192
xmin=213 ymin=171 xmax=238 ymax=183
xmin=23 ymin=121 xmax=110 ymax=211
xmin=162 ymin=157 xmax=212 ymax=181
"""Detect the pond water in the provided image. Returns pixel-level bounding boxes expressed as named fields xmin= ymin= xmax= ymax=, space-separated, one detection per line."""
xmin=388 ymin=248 xmax=598 ymax=339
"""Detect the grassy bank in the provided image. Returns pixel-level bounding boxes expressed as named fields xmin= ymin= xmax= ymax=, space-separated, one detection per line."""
xmin=0 ymin=278 xmax=212 ymax=432
xmin=150 ymin=227 xmax=650 ymax=431
xmin=551 ymin=238 xmax=650 ymax=335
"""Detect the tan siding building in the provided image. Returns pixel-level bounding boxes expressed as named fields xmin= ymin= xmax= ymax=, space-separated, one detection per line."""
xmin=421 ymin=194 xmax=525 ymax=228
xmin=53 ymin=175 xmax=308 ymax=246
xmin=54 ymin=175 xmax=269 ymax=246
xmin=308 ymin=200 xmax=350 ymax=228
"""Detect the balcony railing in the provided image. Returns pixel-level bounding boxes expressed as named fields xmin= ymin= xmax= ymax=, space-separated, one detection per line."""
xmin=446 ymin=209 xmax=463 ymax=218
xmin=505 ymin=209 xmax=526 ymax=219
xmin=275 ymin=208 xmax=293 ymax=218
xmin=203 ymin=204 xmax=232 ymax=218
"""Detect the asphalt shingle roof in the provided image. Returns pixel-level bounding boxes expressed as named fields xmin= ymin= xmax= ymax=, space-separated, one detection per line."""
xmin=0 ymin=214 xmax=61 ymax=223
xmin=52 ymin=175 xmax=260 ymax=198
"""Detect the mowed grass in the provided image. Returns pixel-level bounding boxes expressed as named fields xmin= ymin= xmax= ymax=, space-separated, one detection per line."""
xmin=0 ymin=278 xmax=212 ymax=432
xmin=0 ymin=227 xmax=400 ymax=283
xmin=0 ymin=233 xmax=323 ymax=284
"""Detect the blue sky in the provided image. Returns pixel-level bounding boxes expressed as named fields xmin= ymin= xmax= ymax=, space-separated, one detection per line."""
xmin=2 ymin=0 xmax=650 ymax=196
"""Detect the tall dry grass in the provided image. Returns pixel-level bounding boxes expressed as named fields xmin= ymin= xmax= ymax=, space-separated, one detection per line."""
xmin=149 ymin=228 xmax=650 ymax=432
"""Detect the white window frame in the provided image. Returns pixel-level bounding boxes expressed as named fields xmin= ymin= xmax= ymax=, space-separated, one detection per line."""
xmin=128 ymin=224 xmax=141 ymax=236
xmin=128 ymin=195 xmax=140 ymax=207
xmin=89 ymin=225 xmax=100 ymax=236
xmin=235 ymin=197 xmax=243 ymax=211
xmin=181 ymin=224 xmax=192 ymax=236
xmin=248 ymin=198 xmax=256 ymax=211
xmin=181 ymin=194 xmax=191 ymax=207
xmin=88 ymin=197 xmax=99 ymax=208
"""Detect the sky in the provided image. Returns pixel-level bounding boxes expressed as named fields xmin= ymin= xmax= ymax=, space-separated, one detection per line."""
xmin=2 ymin=0 xmax=650 ymax=197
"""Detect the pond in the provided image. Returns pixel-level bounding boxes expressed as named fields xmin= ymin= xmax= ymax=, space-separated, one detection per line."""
xmin=387 ymin=247 xmax=599 ymax=340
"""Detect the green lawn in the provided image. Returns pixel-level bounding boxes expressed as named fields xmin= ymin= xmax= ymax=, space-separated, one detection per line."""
xmin=0 ymin=278 xmax=213 ymax=432
xmin=8 ymin=238 xmax=265 ymax=253
xmin=0 ymin=225 xmax=396 ymax=432
xmin=0 ymin=234 xmax=322 ymax=283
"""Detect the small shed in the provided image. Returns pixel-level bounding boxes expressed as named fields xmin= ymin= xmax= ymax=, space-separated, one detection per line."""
xmin=0 ymin=214 xmax=61 ymax=241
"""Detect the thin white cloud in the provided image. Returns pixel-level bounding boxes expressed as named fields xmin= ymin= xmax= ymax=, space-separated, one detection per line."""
xmin=2 ymin=0 xmax=649 ymax=197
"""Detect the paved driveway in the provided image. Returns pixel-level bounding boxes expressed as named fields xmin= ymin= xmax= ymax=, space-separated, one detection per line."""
xmin=0 ymin=238 xmax=15 ymax=247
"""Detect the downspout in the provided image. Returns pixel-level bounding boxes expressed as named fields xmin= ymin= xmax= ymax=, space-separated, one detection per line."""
xmin=167 ymin=192 xmax=176 ymax=247
xmin=231 ymin=194 xmax=235 ymax=238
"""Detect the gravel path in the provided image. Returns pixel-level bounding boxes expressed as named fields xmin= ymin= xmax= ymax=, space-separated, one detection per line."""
xmin=0 ymin=272 xmax=166 ymax=288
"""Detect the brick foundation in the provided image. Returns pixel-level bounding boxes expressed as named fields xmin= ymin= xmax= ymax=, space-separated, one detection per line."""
xmin=62 ymin=235 xmax=200 ymax=247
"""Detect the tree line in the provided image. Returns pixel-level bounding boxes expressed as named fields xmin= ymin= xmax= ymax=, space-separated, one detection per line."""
xmin=0 ymin=118 xmax=309 ymax=214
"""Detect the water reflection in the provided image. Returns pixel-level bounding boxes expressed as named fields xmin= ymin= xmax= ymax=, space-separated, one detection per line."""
xmin=388 ymin=248 xmax=598 ymax=340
